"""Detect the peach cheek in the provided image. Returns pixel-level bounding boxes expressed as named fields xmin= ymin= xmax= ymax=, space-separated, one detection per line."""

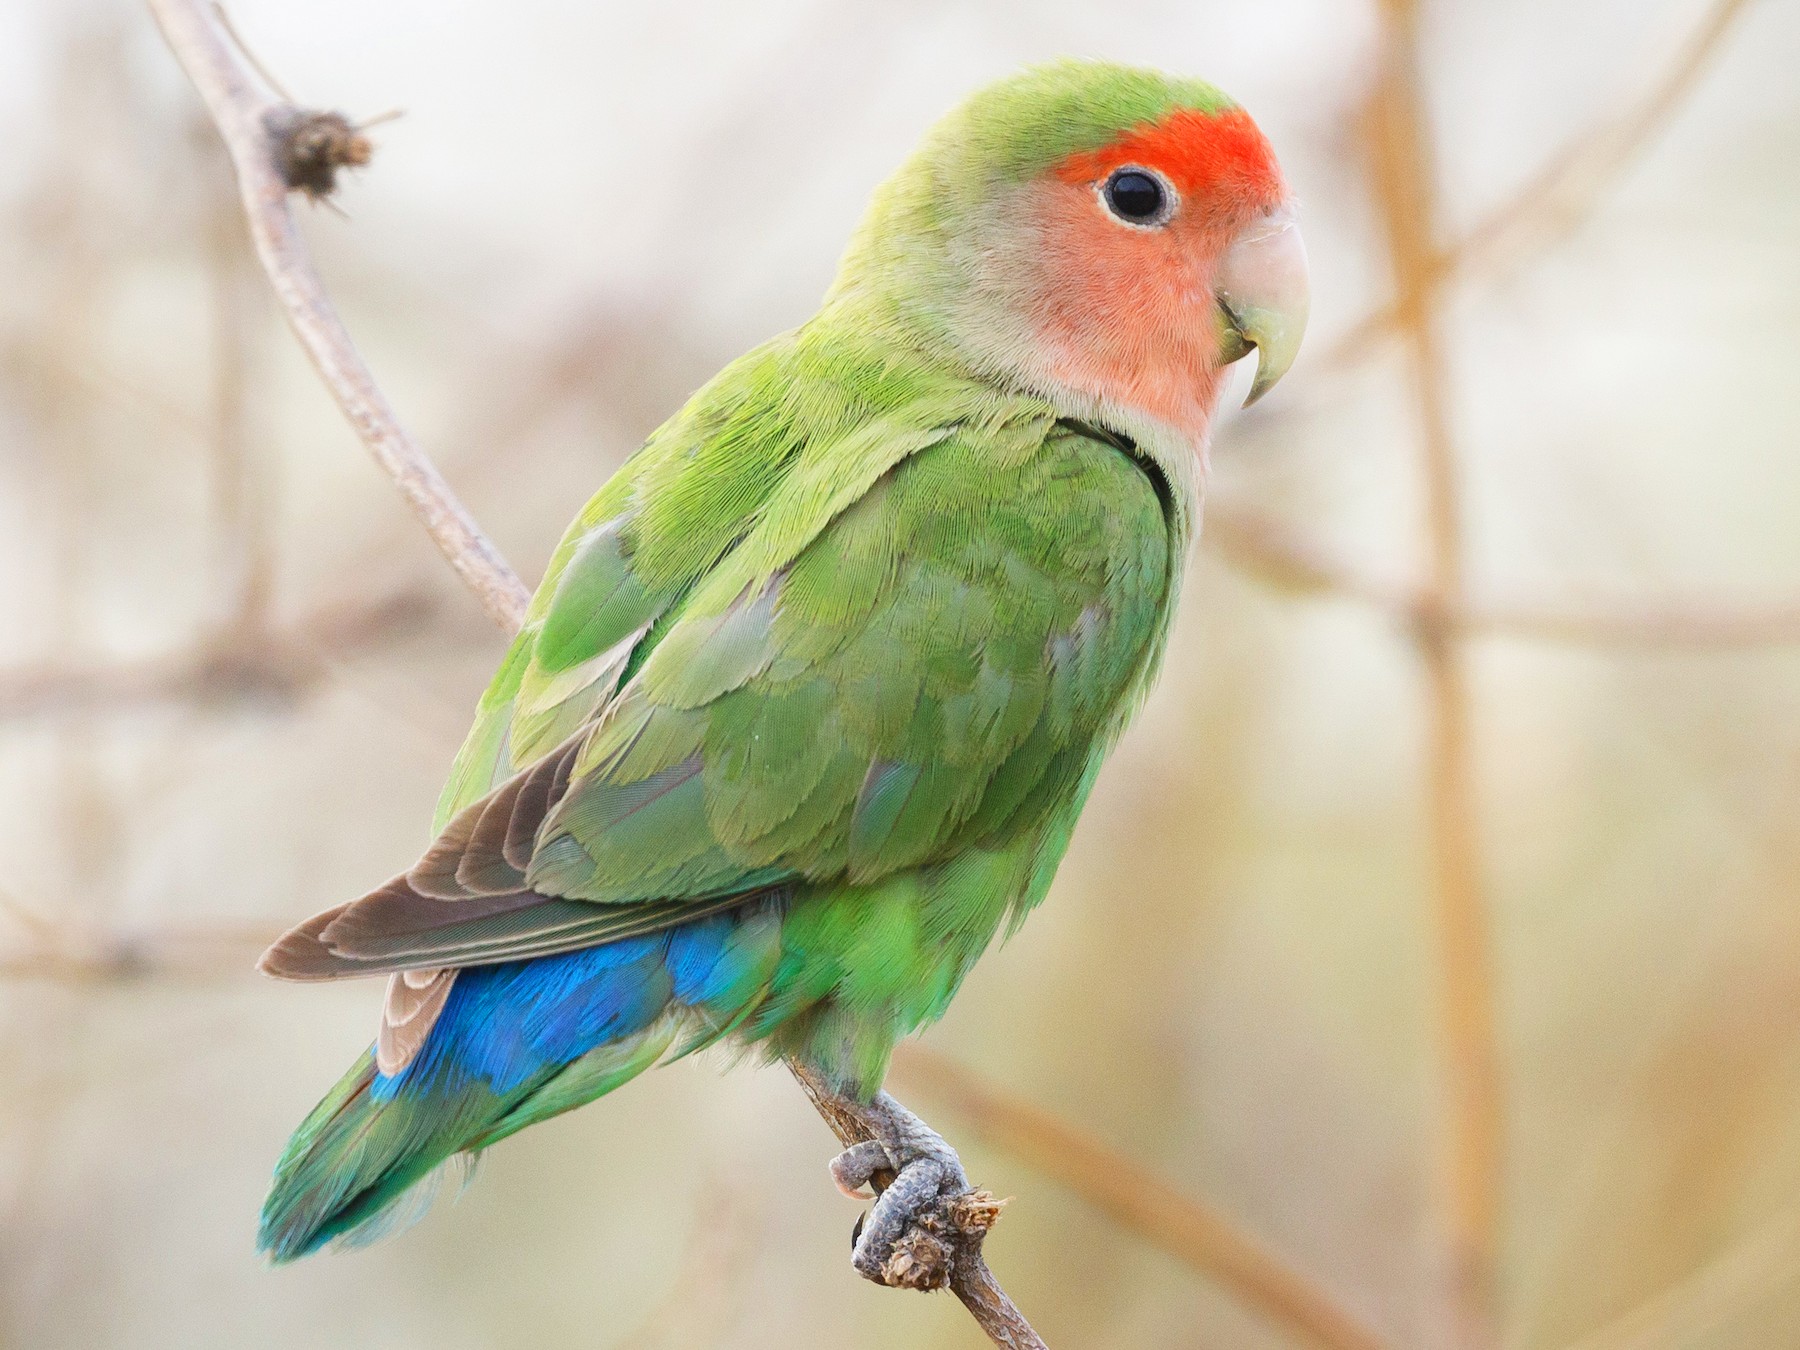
xmin=1021 ymin=183 xmax=1230 ymax=438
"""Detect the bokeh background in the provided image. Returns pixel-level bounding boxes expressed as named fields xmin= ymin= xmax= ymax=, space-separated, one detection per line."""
xmin=2 ymin=1 xmax=1798 ymax=1346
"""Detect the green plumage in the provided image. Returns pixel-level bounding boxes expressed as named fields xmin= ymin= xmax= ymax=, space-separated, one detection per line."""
xmin=258 ymin=59 xmax=1273 ymax=1260
xmin=445 ymin=329 xmax=1184 ymax=1085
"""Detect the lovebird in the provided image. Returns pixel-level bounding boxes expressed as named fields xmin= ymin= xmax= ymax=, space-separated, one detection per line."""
xmin=258 ymin=58 xmax=1308 ymax=1266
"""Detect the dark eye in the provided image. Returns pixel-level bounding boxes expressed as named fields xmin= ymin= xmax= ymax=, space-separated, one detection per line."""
xmin=1101 ymin=167 xmax=1170 ymax=225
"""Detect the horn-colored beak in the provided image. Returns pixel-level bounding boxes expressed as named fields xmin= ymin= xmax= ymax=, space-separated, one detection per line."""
xmin=1214 ymin=210 xmax=1310 ymax=407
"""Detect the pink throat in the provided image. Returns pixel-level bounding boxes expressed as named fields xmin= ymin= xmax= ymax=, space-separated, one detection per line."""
xmin=1022 ymin=214 xmax=1233 ymax=440
xmin=1029 ymin=308 xmax=1230 ymax=443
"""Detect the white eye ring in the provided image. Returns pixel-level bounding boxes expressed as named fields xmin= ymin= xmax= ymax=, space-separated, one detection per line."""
xmin=1097 ymin=164 xmax=1178 ymax=230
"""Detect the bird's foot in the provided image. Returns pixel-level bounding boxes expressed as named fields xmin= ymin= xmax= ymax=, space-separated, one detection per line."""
xmin=826 ymin=1090 xmax=1006 ymax=1291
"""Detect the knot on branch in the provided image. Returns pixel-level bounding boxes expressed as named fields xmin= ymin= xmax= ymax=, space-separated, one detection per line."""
xmin=263 ymin=107 xmax=373 ymax=201
xmin=881 ymin=1228 xmax=952 ymax=1290
xmin=864 ymin=1186 xmax=1008 ymax=1293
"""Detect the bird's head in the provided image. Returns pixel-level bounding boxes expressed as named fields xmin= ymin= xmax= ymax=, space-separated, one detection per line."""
xmin=830 ymin=61 xmax=1309 ymax=444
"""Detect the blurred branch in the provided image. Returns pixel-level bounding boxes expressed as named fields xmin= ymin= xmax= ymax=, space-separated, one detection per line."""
xmin=1451 ymin=594 xmax=1800 ymax=649
xmin=144 ymin=6 xmax=1043 ymax=1344
xmin=1320 ymin=0 xmax=1756 ymax=371
xmin=1219 ymin=0 xmax=1782 ymax=656
xmin=146 ymin=0 xmax=531 ymax=631
xmin=0 ymin=332 xmax=208 ymax=444
xmin=1368 ymin=4 xmax=1501 ymax=1347
xmin=0 ymin=889 xmax=61 ymax=943
xmin=0 ymin=899 xmax=269 ymax=984
xmin=1562 ymin=1203 xmax=1800 ymax=1350
xmin=890 ymin=1045 xmax=1388 ymax=1350
xmin=607 ymin=1185 xmax=763 ymax=1350
xmin=0 ymin=588 xmax=439 ymax=720
xmin=1206 ymin=503 xmax=1800 ymax=649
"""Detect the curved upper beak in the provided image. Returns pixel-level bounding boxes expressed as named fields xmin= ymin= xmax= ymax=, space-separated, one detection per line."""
xmin=1214 ymin=210 xmax=1311 ymax=407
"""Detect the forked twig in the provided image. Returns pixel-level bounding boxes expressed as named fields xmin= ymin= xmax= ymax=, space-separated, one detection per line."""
xmin=145 ymin=0 xmax=530 ymax=631
xmin=1319 ymin=0 xmax=1757 ymax=371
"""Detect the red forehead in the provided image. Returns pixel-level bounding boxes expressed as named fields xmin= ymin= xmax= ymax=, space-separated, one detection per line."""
xmin=1051 ymin=106 xmax=1282 ymax=205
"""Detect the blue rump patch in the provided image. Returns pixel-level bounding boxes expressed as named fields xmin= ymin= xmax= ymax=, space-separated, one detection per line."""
xmin=371 ymin=934 xmax=674 ymax=1100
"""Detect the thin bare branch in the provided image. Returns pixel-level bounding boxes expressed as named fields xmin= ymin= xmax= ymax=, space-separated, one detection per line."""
xmin=890 ymin=1045 xmax=1388 ymax=1350
xmin=0 ymin=917 xmax=270 ymax=984
xmin=1205 ymin=503 xmax=1800 ymax=649
xmin=1320 ymin=0 xmax=1756 ymax=371
xmin=1368 ymin=4 xmax=1500 ymax=1346
xmin=0 ymin=588 xmax=439 ymax=720
xmin=145 ymin=0 xmax=530 ymax=631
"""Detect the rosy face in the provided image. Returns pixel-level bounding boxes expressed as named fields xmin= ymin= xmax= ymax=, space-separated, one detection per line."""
xmin=1018 ymin=108 xmax=1308 ymax=437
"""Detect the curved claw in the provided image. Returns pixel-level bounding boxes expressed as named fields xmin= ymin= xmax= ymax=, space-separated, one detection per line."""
xmin=801 ymin=1078 xmax=1002 ymax=1293
xmin=851 ymin=1157 xmax=952 ymax=1290
xmin=830 ymin=1139 xmax=894 ymax=1200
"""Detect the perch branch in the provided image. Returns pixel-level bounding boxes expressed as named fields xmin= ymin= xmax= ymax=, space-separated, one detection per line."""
xmin=145 ymin=0 xmax=530 ymax=631
xmin=791 ymin=1062 xmax=1048 ymax=1350
xmin=0 ymin=903 xmax=1394 ymax=1350
xmin=203 ymin=134 xmax=276 ymax=636
xmin=146 ymin=3 xmax=1041 ymax=1343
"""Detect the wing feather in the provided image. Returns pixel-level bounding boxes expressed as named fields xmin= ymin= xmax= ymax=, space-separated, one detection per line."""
xmin=263 ymin=401 xmax=1176 ymax=1059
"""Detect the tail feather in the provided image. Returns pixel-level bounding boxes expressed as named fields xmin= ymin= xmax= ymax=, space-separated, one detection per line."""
xmin=330 ymin=1152 xmax=481 ymax=1253
xmin=258 ymin=1050 xmax=487 ymax=1262
xmin=259 ymin=904 xmax=783 ymax=1261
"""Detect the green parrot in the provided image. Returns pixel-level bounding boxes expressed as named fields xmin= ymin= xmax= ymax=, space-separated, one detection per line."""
xmin=257 ymin=57 xmax=1308 ymax=1265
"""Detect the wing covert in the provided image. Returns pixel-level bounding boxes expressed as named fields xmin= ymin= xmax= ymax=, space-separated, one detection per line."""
xmin=267 ymin=388 xmax=1178 ymax=983
xmin=531 ymin=410 xmax=1174 ymax=901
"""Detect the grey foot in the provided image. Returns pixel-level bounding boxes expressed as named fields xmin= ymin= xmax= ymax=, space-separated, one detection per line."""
xmin=826 ymin=1090 xmax=1004 ymax=1291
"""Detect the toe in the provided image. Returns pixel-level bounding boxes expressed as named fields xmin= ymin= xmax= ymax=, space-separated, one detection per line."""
xmin=830 ymin=1139 xmax=893 ymax=1200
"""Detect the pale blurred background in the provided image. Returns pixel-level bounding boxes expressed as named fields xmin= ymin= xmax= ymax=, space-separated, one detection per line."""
xmin=2 ymin=1 xmax=1798 ymax=1347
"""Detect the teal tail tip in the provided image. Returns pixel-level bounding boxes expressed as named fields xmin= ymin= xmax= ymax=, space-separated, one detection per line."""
xmin=258 ymin=1186 xmax=340 ymax=1266
xmin=257 ymin=1217 xmax=324 ymax=1267
xmin=259 ymin=1149 xmax=480 ymax=1265
xmin=256 ymin=918 xmax=761 ymax=1260
xmin=254 ymin=1049 xmax=465 ymax=1266
xmin=257 ymin=972 xmax=693 ymax=1261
